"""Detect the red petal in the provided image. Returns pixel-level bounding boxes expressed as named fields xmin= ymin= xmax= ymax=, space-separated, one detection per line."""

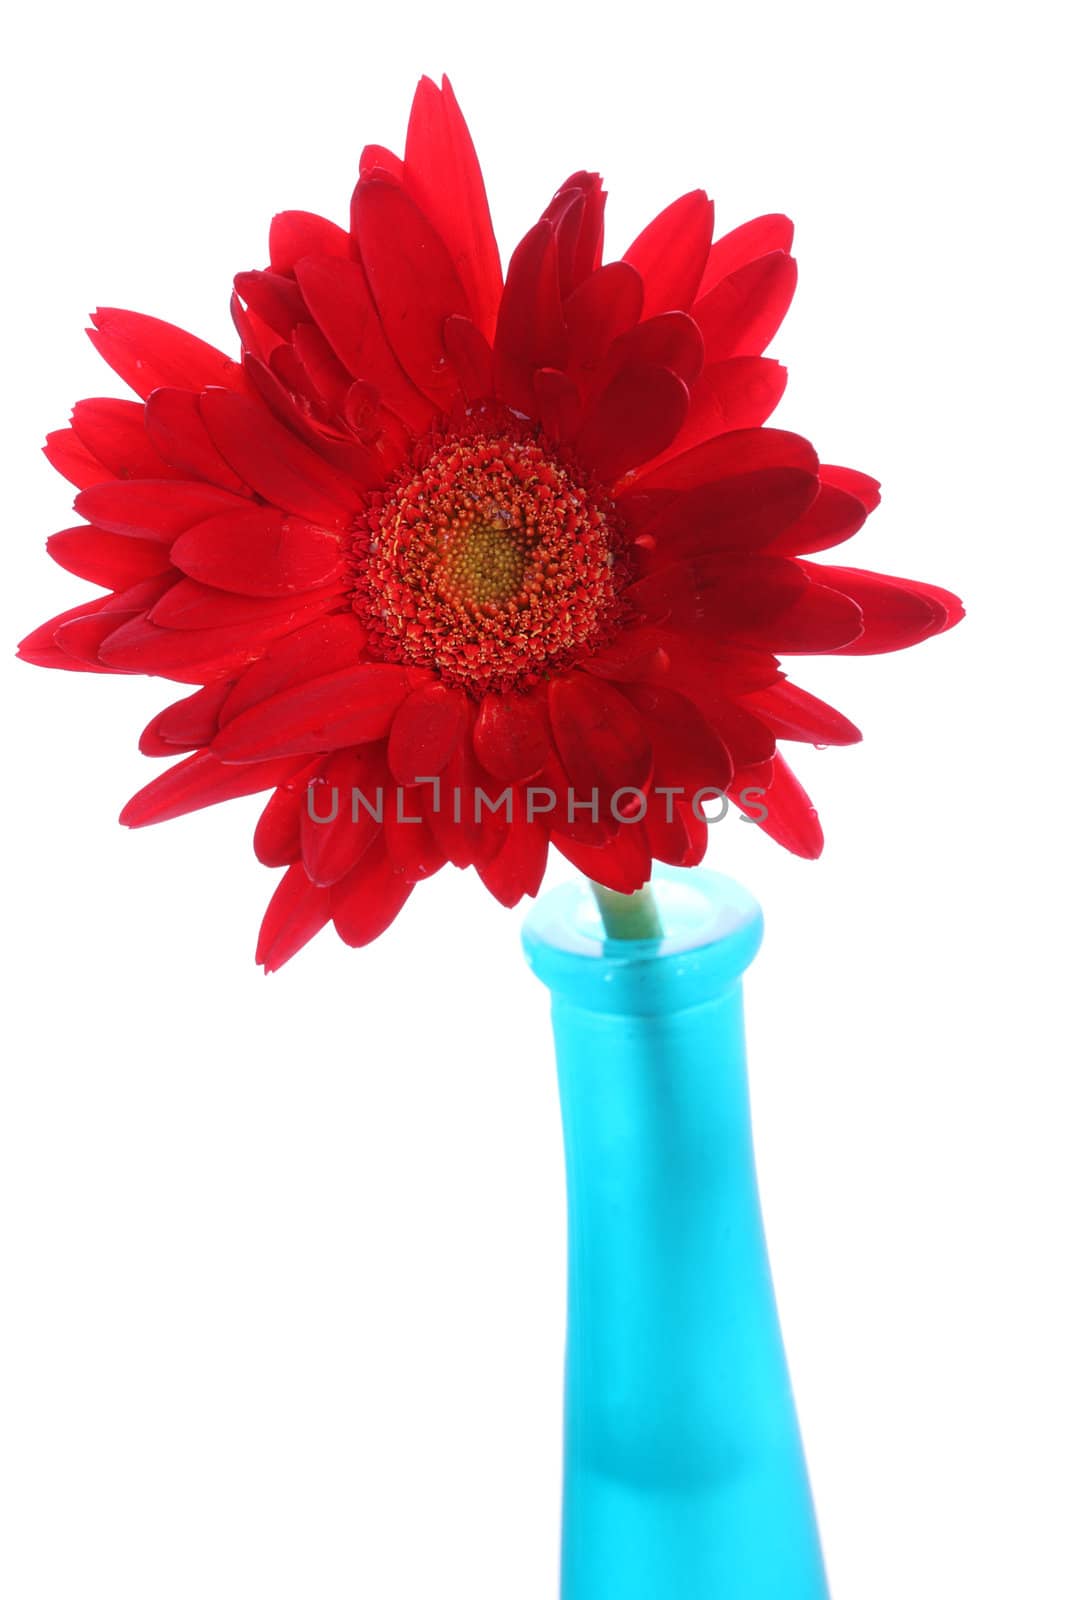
xmin=455 ymin=771 xmax=516 ymax=876
xmin=295 ymin=254 xmax=435 ymax=431
xmin=696 ymin=215 xmax=794 ymax=299
xmin=548 ymin=673 xmax=653 ymax=802
xmin=274 ymin=339 xmax=347 ymax=418
xmin=301 ymin=746 xmax=387 ymax=886
xmin=42 ymin=428 xmax=114 ymax=490
xmin=646 ymin=791 xmax=709 ymax=870
xmin=465 ymin=766 xmax=523 ymax=870
xmin=629 ymin=426 xmax=817 ymax=496
xmin=69 ymin=398 xmax=182 ymax=480
xmin=762 ymin=584 xmax=868 ymax=653
xmin=473 ymin=690 xmax=550 ymax=783
xmin=694 ymin=699 xmax=777 ymax=768
xmin=121 ymin=751 xmax=302 ymax=827
xmin=403 ymin=74 xmax=503 ymax=341
xmin=685 ymin=554 xmax=808 ymax=629
xmin=804 ymin=565 xmax=962 ymax=653
xmin=423 ymin=728 xmax=483 ymax=869
xmin=820 ymin=465 xmax=881 ymax=514
xmin=170 ymin=507 xmax=343 ymax=596
xmin=628 ymin=431 xmax=819 ymax=557
xmin=493 ymin=221 xmax=566 ymax=413
xmin=211 ymin=664 xmax=415 ymax=762
xmin=218 ymin=614 xmax=367 ymax=726
xmin=476 ymin=812 xmax=549 ymax=907
xmin=893 ymin=576 xmax=964 ymax=631
xmin=542 ymin=172 xmax=606 ymax=300
xmin=552 ymin=824 xmax=652 ymax=895
xmin=383 ymin=798 xmax=446 ymax=882
xmin=47 ymin=526 xmax=171 ymax=589
xmin=149 ymin=578 xmax=342 ymax=631
xmin=94 ymin=620 xmax=228 ymax=678
xmin=600 ymin=311 xmax=704 ymax=387
xmin=581 ymin=628 xmax=671 ymax=683
xmin=330 ymin=837 xmax=414 ymax=946
xmin=684 ymin=560 xmax=863 ymax=652
xmin=352 ymin=176 xmax=470 ymax=403
xmin=88 ymin=308 xmax=247 ymax=399
xmin=139 ymin=680 xmax=234 ymax=754
xmin=649 ymin=630 xmax=783 ymax=695
xmin=99 ymin=591 xmax=340 ymax=679
xmin=19 ymin=645 xmax=120 ymax=674
xmin=624 ymin=563 xmax=699 ymax=624
xmin=692 ymin=253 xmax=797 ymax=362
xmin=142 ymin=389 xmax=249 ymax=492
xmin=75 ymin=479 xmax=246 ymax=540
xmin=359 ymin=144 xmax=403 ymax=183
xmin=43 ymin=586 xmax=164 ymax=670
xmin=767 ymin=480 xmax=871 ymax=556
xmin=229 ymin=290 xmax=283 ymax=364
xmin=622 ymin=680 xmax=733 ymax=792
xmin=576 ymin=363 xmax=689 ymax=484
xmin=638 ymin=358 xmax=788 ymax=470
xmin=18 ymin=597 xmax=126 ymax=673
xmin=737 ymin=752 xmax=823 ymax=858
xmin=742 ymin=682 xmax=861 ymax=745
xmin=256 ymin=864 xmax=332 ymax=972
xmin=646 ymin=468 xmax=819 ymax=557
xmin=442 ymin=315 xmax=494 ymax=404
xmin=254 ymin=768 xmax=319 ymax=868
xmin=534 ymin=751 xmax=605 ymax=846
xmin=288 ymin=323 xmax=352 ymax=412
xmin=563 ymin=261 xmax=644 ymax=386
xmin=532 ymin=367 xmax=581 ymax=441
xmin=688 ymin=357 xmax=788 ymax=433
xmin=53 ymin=608 xmax=140 ymax=667
xmin=623 ymin=192 xmax=714 ymax=317
xmin=199 ymin=388 xmax=364 ymax=526
xmin=387 ymin=682 xmax=469 ymax=785
xmin=232 ymin=270 xmax=308 ymax=338
xmin=241 ymin=354 xmax=385 ymax=489
xmin=268 ymin=211 xmax=350 ymax=274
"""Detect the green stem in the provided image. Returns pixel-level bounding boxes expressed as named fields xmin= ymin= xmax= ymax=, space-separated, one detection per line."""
xmin=588 ymin=879 xmax=664 ymax=941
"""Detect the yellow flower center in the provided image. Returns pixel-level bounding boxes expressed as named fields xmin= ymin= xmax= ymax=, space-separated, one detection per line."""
xmin=353 ymin=426 xmax=626 ymax=695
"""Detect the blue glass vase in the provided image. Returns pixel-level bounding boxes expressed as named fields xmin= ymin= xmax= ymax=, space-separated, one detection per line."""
xmin=522 ymin=866 xmax=830 ymax=1600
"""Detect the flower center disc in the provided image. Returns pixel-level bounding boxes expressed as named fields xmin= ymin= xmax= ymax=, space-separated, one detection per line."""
xmin=354 ymin=430 xmax=624 ymax=694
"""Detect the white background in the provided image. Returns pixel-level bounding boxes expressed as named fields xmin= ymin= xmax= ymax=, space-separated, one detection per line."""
xmin=1 ymin=1 xmax=1063 ymax=1595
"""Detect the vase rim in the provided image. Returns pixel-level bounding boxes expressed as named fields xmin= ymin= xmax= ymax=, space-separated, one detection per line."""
xmin=522 ymin=866 xmax=764 ymax=1015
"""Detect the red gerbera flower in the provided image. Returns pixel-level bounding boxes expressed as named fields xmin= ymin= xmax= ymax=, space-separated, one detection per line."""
xmin=19 ymin=75 xmax=962 ymax=969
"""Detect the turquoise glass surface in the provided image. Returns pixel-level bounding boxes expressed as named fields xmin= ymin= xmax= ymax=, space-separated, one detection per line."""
xmin=522 ymin=866 xmax=830 ymax=1599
